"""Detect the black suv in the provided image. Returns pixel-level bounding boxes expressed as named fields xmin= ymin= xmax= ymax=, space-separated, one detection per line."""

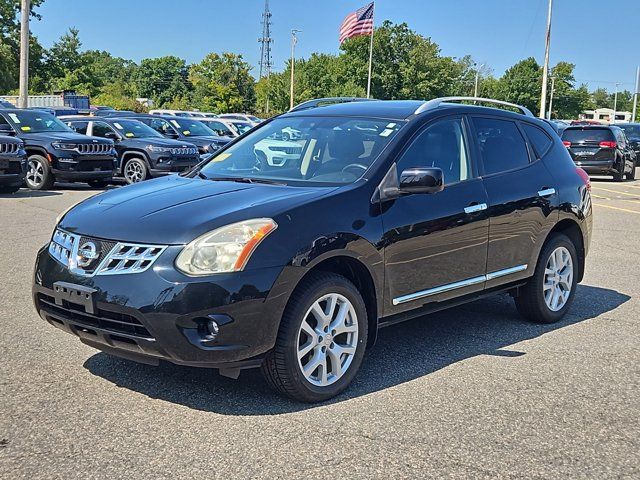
xmin=0 ymin=109 xmax=116 ymax=190
xmin=0 ymin=136 xmax=27 ymax=194
xmin=119 ymin=114 xmax=230 ymax=158
xmin=61 ymin=116 xmax=200 ymax=184
xmin=33 ymin=97 xmax=592 ymax=402
xmin=561 ymin=125 xmax=636 ymax=181
xmin=618 ymin=123 xmax=640 ymax=160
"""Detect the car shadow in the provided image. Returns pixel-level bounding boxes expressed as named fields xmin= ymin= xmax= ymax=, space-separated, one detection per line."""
xmin=83 ymin=284 xmax=629 ymax=415
xmin=0 ymin=189 xmax=62 ymax=198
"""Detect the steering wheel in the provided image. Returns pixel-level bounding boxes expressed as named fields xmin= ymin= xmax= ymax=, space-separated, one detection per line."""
xmin=341 ymin=163 xmax=368 ymax=177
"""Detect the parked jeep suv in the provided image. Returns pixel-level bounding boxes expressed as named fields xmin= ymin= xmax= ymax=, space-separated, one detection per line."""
xmin=119 ymin=114 xmax=230 ymax=159
xmin=561 ymin=125 xmax=636 ymax=181
xmin=33 ymin=97 xmax=592 ymax=402
xmin=0 ymin=109 xmax=116 ymax=190
xmin=62 ymin=116 xmax=200 ymax=184
xmin=0 ymin=136 xmax=27 ymax=193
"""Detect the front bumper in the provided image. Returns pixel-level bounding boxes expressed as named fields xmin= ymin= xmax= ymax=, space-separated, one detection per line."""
xmin=52 ymin=155 xmax=116 ymax=181
xmin=33 ymin=244 xmax=292 ymax=369
xmin=0 ymin=158 xmax=26 ymax=186
xmin=149 ymin=155 xmax=199 ymax=176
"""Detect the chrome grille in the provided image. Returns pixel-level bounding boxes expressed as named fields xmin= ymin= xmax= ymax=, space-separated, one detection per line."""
xmin=77 ymin=143 xmax=112 ymax=154
xmin=170 ymin=147 xmax=198 ymax=156
xmin=96 ymin=243 xmax=166 ymax=276
xmin=48 ymin=228 xmax=166 ymax=276
xmin=0 ymin=142 xmax=20 ymax=155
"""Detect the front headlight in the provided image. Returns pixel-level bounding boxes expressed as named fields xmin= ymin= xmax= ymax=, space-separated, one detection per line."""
xmin=52 ymin=142 xmax=78 ymax=151
xmin=147 ymin=145 xmax=171 ymax=153
xmin=175 ymin=218 xmax=277 ymax=275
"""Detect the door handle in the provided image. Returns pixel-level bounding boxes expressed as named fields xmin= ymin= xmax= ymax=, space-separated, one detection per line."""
xmin=537 ymin=187 xmax=556 ymax=197
xmin=464 ymin=203 xmax=487 ymax=214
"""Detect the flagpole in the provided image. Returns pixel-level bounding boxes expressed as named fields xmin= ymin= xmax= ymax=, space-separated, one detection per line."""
xmin=366 ymin=4 xmax=375 ymax=98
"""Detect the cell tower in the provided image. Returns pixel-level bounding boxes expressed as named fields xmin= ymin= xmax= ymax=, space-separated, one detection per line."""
xmin=258 ymin=0 xmax=273 ymax=80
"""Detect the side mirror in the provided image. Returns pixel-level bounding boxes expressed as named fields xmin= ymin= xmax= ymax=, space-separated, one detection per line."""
xmin=0 ymin=124 xmax=16 ymax=136
xmin=164 ymin=131 xmax=179 ymax=139
xmin=104 ymin=131 xmax=118 ymax=140
xmin=398 ymin=167 xmax=444 ymax=194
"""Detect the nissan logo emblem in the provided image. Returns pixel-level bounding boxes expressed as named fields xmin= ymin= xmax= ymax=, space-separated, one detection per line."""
xmin=77 ymin=241 xmax=99 ymax=268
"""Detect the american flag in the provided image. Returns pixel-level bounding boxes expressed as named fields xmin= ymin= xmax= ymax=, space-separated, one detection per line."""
xmin=339 ymin=2 xmax=375 ymax=44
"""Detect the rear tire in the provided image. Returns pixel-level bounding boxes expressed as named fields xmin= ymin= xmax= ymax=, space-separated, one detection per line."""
xmin=25 ymin=155 xmax=54 ymax=190
xmin=514 ymin=233 xmax=578 ymax=324
xmin=613 ymin=157 xmax=625 ymax=182
xmin=261 ymin=272 xmax=368 ymax=402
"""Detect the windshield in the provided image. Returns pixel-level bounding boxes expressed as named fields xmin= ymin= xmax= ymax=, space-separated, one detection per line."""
xmin=199 ymin=116 xmax=404 ymax=186
xmin=562 ymin=128 xmax=615 ymax=143
xmin=168 ymin=117 xmax=216 ymax=137
xmin=230 ymin=121 xmax=252 ymax=134
xmin=620 ymin=125 xmax=640 ymax=139
xmin=3 ymin=110 xmax=72 ymax=133
xmin=112 ymin=119 xmax=163 ymax=138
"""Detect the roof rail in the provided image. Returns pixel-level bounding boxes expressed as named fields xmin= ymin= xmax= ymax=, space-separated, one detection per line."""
xmin=415 ymin=97 xmax=534 ymax=117
xmin=289 ymin=97 xmax=376 ymax=113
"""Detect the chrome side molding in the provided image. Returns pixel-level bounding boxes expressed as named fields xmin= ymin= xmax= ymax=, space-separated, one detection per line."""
xmin=392 ymin=264 xmax=528 ymax=306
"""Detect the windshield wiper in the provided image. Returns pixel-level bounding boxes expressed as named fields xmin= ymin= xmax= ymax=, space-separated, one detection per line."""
xmin=204 ymin=176 xmax=285 ymax=185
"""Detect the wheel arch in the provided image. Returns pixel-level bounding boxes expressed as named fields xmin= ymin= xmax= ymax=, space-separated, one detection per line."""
xmin=295 ymin=253 xmax=381 ymax=348
xmin=544 ymin=219 xmax=586 ymax=282
xmin=120 ymin=150 xmax=150 ymax=174
xmin=25 ymin=146 xmax=50 ymax=159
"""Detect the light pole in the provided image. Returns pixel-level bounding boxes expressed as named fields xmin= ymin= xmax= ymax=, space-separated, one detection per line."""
xmin=612 ymin=82 xmax=620 ymax=124
xmin=474 ymin=63 xmax=485 ymax=97
xmin=18 ymin=0 xmax=30 ymax=108
xmin=632 ymin=66 xmax=639 ymax=123
xmin=547 ymin=76 xmax=556 ymax=120
xmin=539 ymin=0 xmax=553 ymax=118
xmin=289 ymin=29 xmax=301 ymax=111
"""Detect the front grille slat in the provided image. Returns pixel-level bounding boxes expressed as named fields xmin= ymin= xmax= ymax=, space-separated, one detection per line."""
xmin=38 ymin=293 xmax=153 ymax=339
xmin=76 ymin=143 xmax=111 ymax=155
xmin=0 ymin=142 xmax=20 ymax=154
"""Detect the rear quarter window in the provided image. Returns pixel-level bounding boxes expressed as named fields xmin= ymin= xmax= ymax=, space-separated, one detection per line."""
xmin=522 ymin=123 xmax=553 ymax=158
xmin=562 ymin=128 xmax=614 ymax=143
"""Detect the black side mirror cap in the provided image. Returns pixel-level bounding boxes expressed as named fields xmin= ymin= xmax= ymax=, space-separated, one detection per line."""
xmin=0 ymin=125 xmax=16 ymax=136
xmin=399 ymin=167 xmax=444 ymax=194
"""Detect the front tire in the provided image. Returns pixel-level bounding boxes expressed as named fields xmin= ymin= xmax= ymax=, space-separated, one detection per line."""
xmin=123 ymin=157 xmax=148 ymax=184
xmin=25 ymin=155 xmax=54 ymax=190
xmin=514 ymin=233 xmax=578 ymax=324
xmin=262 ymin=272 xmax=368 ymax=402
xmin=626 ymin=163 xmax=636 ymax=180
xmin=613 ymin=157 xmax=625 ymax=182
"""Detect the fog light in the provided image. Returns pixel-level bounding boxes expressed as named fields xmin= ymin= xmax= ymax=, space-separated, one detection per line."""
xmin=207 ymin=319 xmax=219 ymax=338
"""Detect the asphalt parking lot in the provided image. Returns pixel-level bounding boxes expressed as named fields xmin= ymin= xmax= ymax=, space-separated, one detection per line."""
xmin=1 ymin=176 xmax=639 ymax=479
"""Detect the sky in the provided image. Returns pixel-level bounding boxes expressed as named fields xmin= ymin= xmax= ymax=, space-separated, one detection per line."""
xmin=30 ymin=0 xmax=640 ymax=92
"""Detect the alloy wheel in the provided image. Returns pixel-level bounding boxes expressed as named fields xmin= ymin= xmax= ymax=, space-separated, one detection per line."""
xmin=124 ymin=160 xmax=144 ymax=183
xmin=543 ymin=246 xmax=573 ymax=312
xmin=296 ymin=293 xmax=359 ymax=387
xmin=26 ymin=159 xmax=44 ymax=188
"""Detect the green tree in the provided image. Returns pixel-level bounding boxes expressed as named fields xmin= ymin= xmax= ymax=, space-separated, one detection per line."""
xmin=547 ymin=62 xmax=592 ymax=119
xmin=188 ymin=52 xmax=255 ymax=113
xmin=496 ymin=57 xmax=541 ymax=113
xmin=134 ymin=56 xmax=190 ymax=107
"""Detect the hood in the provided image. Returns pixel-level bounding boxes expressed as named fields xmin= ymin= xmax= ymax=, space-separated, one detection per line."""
xmin=60 ymin=175 xmax=336 ymax=244
xmin=20 ymin=131 xmax=112 ymax=144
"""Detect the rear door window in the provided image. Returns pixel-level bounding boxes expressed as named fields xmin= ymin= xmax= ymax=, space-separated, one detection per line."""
xmin=521 ymin=123 xmax=553 ymax=158
xmin=472 ymin=117 xmax=530 ymax=175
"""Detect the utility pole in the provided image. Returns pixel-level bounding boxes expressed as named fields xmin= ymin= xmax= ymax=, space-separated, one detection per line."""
xmin=289 ymin=29 xmax=301 ymax=110
xmin=539 ymin=0 xmax=553 ymax=118
xmin=18 ymin=0 xmax=30 ymax=108
xmin=474 ymin=63 xmax=485 ymax=97
xmin=612 ymin=82 xmax=620 ymax=125
xmin=547 ymin=76 xmax=556 ymax=120
xmin=632 ymin=66 xmax=639 ymax=122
